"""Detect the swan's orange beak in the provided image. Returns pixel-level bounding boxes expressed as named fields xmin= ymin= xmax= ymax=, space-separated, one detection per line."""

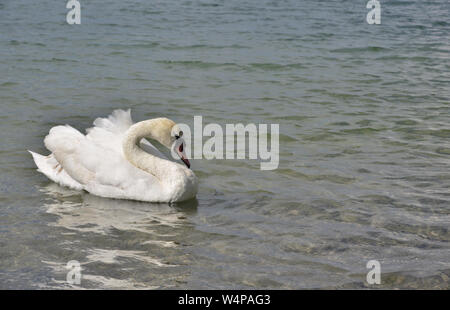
xmin=177 ymin=143 xmax=190 ymax=169
xmin=181 ymin=157 xmax=190 ymax=169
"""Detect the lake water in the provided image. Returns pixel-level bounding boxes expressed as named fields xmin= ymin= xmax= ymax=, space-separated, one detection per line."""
xmin=0 ymin=0 xmax=449 ymax=289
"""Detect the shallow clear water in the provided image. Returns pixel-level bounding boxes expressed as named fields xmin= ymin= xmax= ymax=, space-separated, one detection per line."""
xmin=0 ymin=0 xmax=449 ymax=289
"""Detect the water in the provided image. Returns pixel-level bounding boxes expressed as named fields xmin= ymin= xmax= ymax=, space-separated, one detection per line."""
xmin=0 ymin=0 xmax=449 ymax=289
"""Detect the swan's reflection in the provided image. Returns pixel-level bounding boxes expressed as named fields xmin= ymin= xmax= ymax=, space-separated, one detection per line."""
xmin=40 ymin=184 xmax=198 ymax=289
xmin=43 ymin=183 xmax=198 ymax=235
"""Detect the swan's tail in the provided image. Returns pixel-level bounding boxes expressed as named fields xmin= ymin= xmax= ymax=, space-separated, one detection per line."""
xmin=28 ymin=150 xmax=83 ymax=190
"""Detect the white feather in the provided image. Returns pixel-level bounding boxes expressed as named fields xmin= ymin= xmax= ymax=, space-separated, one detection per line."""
xmin=28 ymin=151 xmax=83 ymax=190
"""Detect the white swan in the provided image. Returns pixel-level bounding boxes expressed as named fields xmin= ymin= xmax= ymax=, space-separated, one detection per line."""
xmin=29 ymin=109 xmax=198 ymax=203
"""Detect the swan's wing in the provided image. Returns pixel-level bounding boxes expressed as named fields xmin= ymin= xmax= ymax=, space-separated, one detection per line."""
xmin=43 ymin=125 xmax=97 ymax=185
xmin=43 ymin=124 xmax=164 ymax=200
xmin=85 ymin=109 xmax=133 ymax=155
xmin=86 ymin=109 xmax=167 ymax=160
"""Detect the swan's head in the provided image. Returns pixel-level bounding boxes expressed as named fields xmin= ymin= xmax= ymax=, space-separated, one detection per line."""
xmin=150 ymin=118 xmax=190 ymax=169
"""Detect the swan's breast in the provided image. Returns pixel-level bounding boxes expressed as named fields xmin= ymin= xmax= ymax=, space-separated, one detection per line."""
xmin=164 ymin=165 xmax=198 ymax=202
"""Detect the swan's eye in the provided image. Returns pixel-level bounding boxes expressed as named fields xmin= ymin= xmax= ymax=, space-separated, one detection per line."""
xmin=175 ymin=135 xmax=179 ymax=140
xmin=179 ymin=131 xmax=183 ymax=137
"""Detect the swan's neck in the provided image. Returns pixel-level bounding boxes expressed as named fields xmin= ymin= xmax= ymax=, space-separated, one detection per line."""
xmin=122 ymin=120 xmax=173 ymax=182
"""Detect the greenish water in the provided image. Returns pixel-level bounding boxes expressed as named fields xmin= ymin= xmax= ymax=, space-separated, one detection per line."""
xmin=0 ymin=0 xmax=449 ymax=289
